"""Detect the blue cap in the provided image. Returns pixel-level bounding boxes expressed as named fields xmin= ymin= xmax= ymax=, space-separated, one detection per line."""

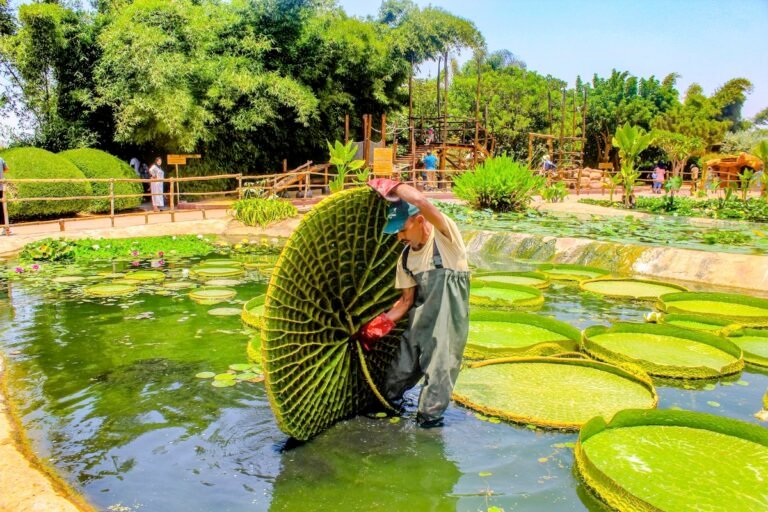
xmin=383 ymin=201 xmax=420 ymax=234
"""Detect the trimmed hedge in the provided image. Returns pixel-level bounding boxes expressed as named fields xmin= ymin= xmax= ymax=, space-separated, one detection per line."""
xmin=0 ymin=147 xmax=92 ymax=220
xmin=59 ymin=148 xmax=143 ymax=213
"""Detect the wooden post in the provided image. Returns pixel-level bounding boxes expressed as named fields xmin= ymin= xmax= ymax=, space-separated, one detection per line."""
xmin=381 ymin=113 xmax=386 ymax=146
xmin=362 ymin=114 xmax=369 ymax=169
xmin=559 ymin=89 xmax=566 ymax=166
xmin=59 ymin=219 xmax=65 ymax=231
xmin=1 ymin=180 xmax=9 ymax=236
xmin=174 ymin=164 xmax=180 ymax=205
xmin=168 ymin=178 xmax=175 ymax=222
xmin=144 ymin=212 xmax=149 ymax=224
xmin=344 ymin=114 xmax=349 ymax=145
xmin=237 ymin=174 xmax=243 ymax=199
xmin=283 ymin=159 xmax=288 ymax=173
xmin=410 ymin=121 xmax=416 ymax=170
xmin=577 ymin=168 xmax=582 ymax=196
xmin=392 ymin=120 xmax=398 ymax=161
xmin=109 ymin=179 xmax=115 ymax=227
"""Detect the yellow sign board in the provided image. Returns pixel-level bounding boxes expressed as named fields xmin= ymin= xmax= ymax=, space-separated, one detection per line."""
xmin=372 ymin=148 xmax=394 ymax=177
xmin=167 ymin=154 xmax=202 ymax=165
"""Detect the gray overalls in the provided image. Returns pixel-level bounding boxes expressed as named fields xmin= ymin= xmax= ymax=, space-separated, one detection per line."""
xmin=383 ymin=240 xmax=470 ymax=423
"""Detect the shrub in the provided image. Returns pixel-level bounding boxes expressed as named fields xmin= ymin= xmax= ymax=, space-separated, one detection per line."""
xmin=59 ymin=148 xmax=143 ymax=213
xmin=452 ymin=156 xmax=544 ymax=212
xmin=0 ymin=147 xmax=92 ymax=220
xmin=229 ymin=198 xmax=298 ymax=227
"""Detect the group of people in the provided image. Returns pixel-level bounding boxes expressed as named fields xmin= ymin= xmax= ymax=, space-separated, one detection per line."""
xmin=129 ymin=156 xmax=166 ymax=212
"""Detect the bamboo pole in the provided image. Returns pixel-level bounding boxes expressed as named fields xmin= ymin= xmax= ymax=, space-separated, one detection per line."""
xmin=345 ymin=114 xmax=349 ymax=144
xmin=1 ymin=182 xmax=8 ymax=236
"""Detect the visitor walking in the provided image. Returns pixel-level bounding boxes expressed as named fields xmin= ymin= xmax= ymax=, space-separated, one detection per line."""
xmin=421 ymin=150 xmax=438 ymax=190
xmin=652 ymin=163 xmax=666 ymax=194
xmin=0 ymin=156 xmax=9 ymax=235
xmin=148 ymin=157 xmax=165 ymax=212
xmin=129 ymin=156 xmax=141 ymax=177
xmin=355 ymin=178 xmax=470 ymax=428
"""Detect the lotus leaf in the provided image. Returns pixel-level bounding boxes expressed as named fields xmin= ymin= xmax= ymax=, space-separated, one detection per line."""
xmin=575 ymin=409 xmax=768 ymax=512
xmin=127 ymin=270 xmax=165 ymax=282
xmin=208 ymin=307 xmax=242 ymax=317
xmin=453 ymin=357 xmax=657 ymax=429
xmin=658 ymin=292 xmax=768 ymax=326
xmin=583 ymin=323 xmax=743 ymax=379
xmin=97 ymin=272 xmax=125 ymax=279
xmin=261 ymin=187 xmax=403 ymax=440
xmin=470 ymin=281 xmax=544 ymax=309
xmin=189 ymin=287 xmax=237 ymax=305
xmin=537 ymin=263 xmax=610 ymax=281
xmin=580 ymin=278 xmax=686 ymax=300
xmin=465 ymin=310 xmax=580 ymax=359
xmin=241 ymin=295 xmax=266 ymax=329
xmin=473 ymin=271 xmax=550 ymax=289
xmin=727 ymin=328 xmax=768 ymax=367
xmin=84 ymin=283 xmax=137 ymax=297
xmin=191 ymin=266 xmax=245 ymax=279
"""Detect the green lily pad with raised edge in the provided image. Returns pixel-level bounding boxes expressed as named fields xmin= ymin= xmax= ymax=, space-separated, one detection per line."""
xmin=204 ymin=278 xmax=243 ymax=287
xmin=229 ymin=363 xmax=252 ymax=372
xmin=453 ymin=356 xmax=657 ymax=430
xmin=84 ymin=283 xmax=138 ymax=297
xmin=658 ymin=291 xmax=768 ymax=326
xmin=246 ymin=335 xmax=261 ymax=363
xmin=52 ymin=275 xmax=86 ymax=284
xmin=208 ymin=307 xmax=242 ymax=317
xmin=727 ymin=328 xmax=768 ymax=368
xmin=580 ymin=278 xmax=687 ymax=300
xmin=470 ymin=281 xmax=544 ymax=309
xmin=241 ymin=295 xmax=266 ymax=328
xmin=198 ymin=259 xmax=243 ymax=268
xmin=537 ymin=263 xmax=610 ymax=282
xmin=214 ymin=373 xmax=236 ymax=381
xmin=190 ymin=266 xmax=245 ymax=280
xmin=582 ymin=322 xmax=744 ymax=379
xmin=464 ymin=310 xmax=580 ymax=359
xmin=574 ymin=409 xmax=768 ymax=512
xmin=473 ymin=271 xmax=551 ymax=289
xmin=189 ymin=287 xmax=237 ymax=305
xmin=660 ymin=313 xmax=738 ymax=335
xmin=195 ymin=372 xmax=215 ymax=379
xmin=126 ymin=270 xmax=166 ymax=282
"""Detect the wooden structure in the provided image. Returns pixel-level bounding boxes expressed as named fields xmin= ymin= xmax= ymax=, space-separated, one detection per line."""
xmin=528 ymin=86 xmax=587 ymax=170
xmin=705 ymin=152 xmax=764 ymax=187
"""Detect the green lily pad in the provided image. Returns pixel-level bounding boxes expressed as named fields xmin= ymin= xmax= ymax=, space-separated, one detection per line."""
xmin=229 ymin=363 xmax=252 ymax=372
xmin=52 ymin=275 xmax=86 ymax=284
xmin=214 ymin=373 xmax=236 ymax=381
xmin=658 ymin=292 xmax=768 ymax=326
xmin=97 ymin=272 xmax=125 ymax=279
xmin=583 ymin=322 xmax=744 ymax=379
xmin=195 ymin=372 xmax=216 ymax=379
xmin=198 ymin=259 xmax=243 ymax=268
xmin=537 ymin=263 xmax=610 ymax=282
xmin=162 ymin=281 xmax=196 ymax=291
xmin=241 ymin=295 xmax=266 ymax=328
xmin=470 ymin=282 xmax=544 ymax=309
xmin=204 ymin=278 xmax=243 ymax=287
xmin=660 ymin=313 xmax=737 ymax=335
xmin=208 ymin=307 xmax=242 ymax=317
xmin=473 ymin=271 xmax=550 ymax=289
xmin=189 ymin=287 xmax=237 ymax=305
xmin=127 ymin=270 xmax=166 ymax=282
xmin=575 ymin=409 xmax=768 ymax=512
xmin=211 ymin=380 xmax=237 ymax=387
xmin=84 ymin=283 xmax=138 ymax=297
xmin=580 ymin=278 xmax=687 ymax=300
xmin=453 ymin=357 xmax=657 ymax=430
xmin=464 ymin=310 xmax=580 ymax=359
xmin=191 ymin=266 xmax=245 ymax=279
xmin=727 ymin=328 xmax=768 ymax=367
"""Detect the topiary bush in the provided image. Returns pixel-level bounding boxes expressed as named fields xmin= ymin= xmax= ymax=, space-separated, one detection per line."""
xmin=59 ymin=148 xmax=143 ymax=213
xmin=452 ymin=156 xmax=545 ymax=212
xmin=0 ymin=147 xmax=92 ymax=220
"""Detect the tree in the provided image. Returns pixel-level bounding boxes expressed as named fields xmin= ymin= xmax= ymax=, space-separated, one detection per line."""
xmin=652 ymin=83 xmax=730 ymax=150
xmin=710 ymin=77 xmax=752 ymax=131
xmin=752 ymin=106 xmax=768 ymax=128
xmin=612 ymin=123 xmax=653 ymax=207
xmin=651 ymin=129 xmax=704 ymax=178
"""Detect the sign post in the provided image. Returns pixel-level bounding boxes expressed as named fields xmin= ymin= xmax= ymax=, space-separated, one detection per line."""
xmin=372 ymin=148 xmax=394 ymax=178
xmin=166 ymin=154 xmax=201 ymax=205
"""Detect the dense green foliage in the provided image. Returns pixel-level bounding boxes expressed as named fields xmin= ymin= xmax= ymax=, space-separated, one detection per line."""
xmin=0 ymin=147 xmax=92 ymax=219
xmin=452 ymin=156 xmax=544 ymax=212
xmin=229 ymin=198 xmax=298 ymax=227
xmin=59 ymin=148 xmax=143 ymax=212
xmin=579 ymin=196 xmax=768 ymax=223
xmin=19 ymin=235 xmax=217 ymax=262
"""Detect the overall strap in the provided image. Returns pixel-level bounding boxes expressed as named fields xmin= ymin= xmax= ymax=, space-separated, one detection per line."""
xmin=401 ymin=238 xmax=443 ymax=279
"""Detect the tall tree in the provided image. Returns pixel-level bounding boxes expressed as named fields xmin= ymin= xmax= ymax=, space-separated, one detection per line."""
xmin=652 ymin=83 xmax=731 ymax=150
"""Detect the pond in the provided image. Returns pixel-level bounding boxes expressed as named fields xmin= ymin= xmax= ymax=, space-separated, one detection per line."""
xmin=0 ymin=256 xmax=766 ymax=512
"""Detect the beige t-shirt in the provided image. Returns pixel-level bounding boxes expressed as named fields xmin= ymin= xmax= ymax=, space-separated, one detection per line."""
xmin=395 ymin=213 xmax=468 ymax=289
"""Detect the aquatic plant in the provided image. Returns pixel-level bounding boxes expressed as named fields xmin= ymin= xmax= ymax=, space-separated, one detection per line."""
xmin=469 ymin=281 xmax=544 ymax=309
xmin=327 ymin=140 xmax=365 ymax=194
xmin=452 ymin=156 xmax=545 ymax=212
xmin=472 ymin=271 xmax=551 ymax=289
xmin=537 ymin=263 xmax=610 ymax=282
xmin=579 ymin=278 xmax=686 ymax=300
xmin=727 ymin=328 xmax=768 ymax=367
xmin=20 ymin=238 xmax=75 ymax=261
xmin=541 ymin=181 xmax=568 ymax=203
xmin=189 ymin=287 xmax=237 ymax=305
xmin=658 ymin=291 xmax=768 ymax=326
xmin=229 ymin=198 xmax=298 ymax=228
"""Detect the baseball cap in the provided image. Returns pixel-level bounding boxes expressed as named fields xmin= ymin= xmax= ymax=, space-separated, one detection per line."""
xmin=383 ymin=201 xmax=420 ymax=234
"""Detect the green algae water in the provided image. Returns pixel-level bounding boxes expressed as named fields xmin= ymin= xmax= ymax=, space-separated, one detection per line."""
xmin=1 ymin=256 xmax=767 ymax=511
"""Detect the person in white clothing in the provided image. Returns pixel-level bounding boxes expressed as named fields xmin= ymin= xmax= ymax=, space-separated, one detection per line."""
xmin=148 ymin=157 xmax=165 ymax=212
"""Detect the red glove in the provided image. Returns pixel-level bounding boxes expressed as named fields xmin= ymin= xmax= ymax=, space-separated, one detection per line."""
xmin=354 ymin=313 xmax=395 ymax=352
xmin=368 ymin=178 xmax=401 ymax=202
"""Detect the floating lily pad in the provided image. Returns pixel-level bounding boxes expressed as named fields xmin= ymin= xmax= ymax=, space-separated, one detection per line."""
xmin=244 ymin=261 xmax=276 ymax=271
xmin=214 ymin=373 xmax=236 ymax=381
xmin=211 ymin=380 xmax=236 ymax=388
xmin=537 ymin=263 xmax=610 ymax=282
xmin=727 ymin=328 xmax=768 ymax=367
xmin=660 ymin=314 xmax=737 ymax=335
xmin=162 ymin=281 xmax=196 ymax=291
xmin=126 ymin=270 xmax=166 ymax=282
xmin=208 ymin=307 xmax=242 ymax=317
xmin=204 ymin=278 xmax=243 ymax=287
xmin=464 ymin=310 xmax=580 ymax=359
xmin=52 ymin=275 xmax=86 ymax=284
xmin=97 ymin=272 xmax=125 ymax=279
xmin=229 ymin=363 xmax=253 ymax=371
xmin=83 ymin=283 xmax=138 ymax=297
xmin=453 ymin=357 xmax=657 ymax=430
xmin=583 ymin=322 xmax=743 ymax=379
xmin=191 ymin=266 xmax=246 ymax=279
xmin=198 ymin=259 xmax=243 ymax=268
xmin=470 ymin=281 xmax=544 ymax=309
xmin=195 ymin=372 xmax=215 ymax=379
xmin=235 ymin=372 xmax=260 ymax=381
xmin=189 ymin=287 xmax=237 ymax=305
xmin=473 ymin=271 xmax=550 ymax=289
xmin=575 ymin=409 xmax=768 ymax=512
xmin=658 ymin=292 xmax=768 ymax=326
xmin=580 ymin=278 xmax=687 ymax=300
xmin=241 ymin=295 xmax=266 ymax=328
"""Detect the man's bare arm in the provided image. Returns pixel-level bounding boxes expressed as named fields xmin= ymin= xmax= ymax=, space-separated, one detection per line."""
xmin=391 ymin=183 xmax=451 ymax=240
xmin=385 ymin=286 xmax=416 ymax=323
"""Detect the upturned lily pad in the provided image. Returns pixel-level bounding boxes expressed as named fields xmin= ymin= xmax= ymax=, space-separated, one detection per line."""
xmin=84 ymin=283 xmax=137 ymax=297
xmin=241 ymin=295 xmax=266 ymax=328
xmin=727 ymin=328 xmax=768 ymax=367
xmin=583 ymin=322 xmax=744 ymax=379
xmin=52 ymin=275 xmax=86 ymax=284
xmin=191 ymin=266 xmax=245 ymax=279
xmin=465 ymin=310 xmax=580 ymax=359
xmin=204 ymin=278 xmax=243 ymax=287
xmin=261 ymin=187 xmax=403 ymax=441
xmin=473 ymin=271 xmax=550 ymax=289
xmin=470 ymin=281 xmax=544 ymax=309
xmin=580 ymin=278 xmax=687 ymax=300
xmin=127 ymin=270 xmax=166 ymax=282
xmin=575 ymin=409 xmax=768 ymax=512
xmin=660 ymin=314 xmax=738 ymax=335
xmin=453 ymin=357 xmax=657 ymax=430
xmin=189 ymin=287 xmax=237 ymax=305
xmin=537 ymin=263 xmax=610 ymax=281
xmin=208 ymin=307 xmax=242 ymax=316
xmin=658 ymin=292 xmax=768 ymax=326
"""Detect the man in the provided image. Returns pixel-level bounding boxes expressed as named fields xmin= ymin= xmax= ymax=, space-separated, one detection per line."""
xmin=421 ymin=150 xmax=438 ymax=190
xmin=0 ymin=156 xmax=8 ymax=235
xmin=355 ymin=178 xmax=470 ymax=428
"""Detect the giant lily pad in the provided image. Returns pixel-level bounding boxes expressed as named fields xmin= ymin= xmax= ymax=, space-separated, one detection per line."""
xmin=473 ymin=271 xmax=550 ymax=289
xmin=241 ymin=295 xmax=266 ymax=329
xmin=464 ymin=310 xmax=580 ymax=359
xmin=84 ymin=283 xmax=137 ymax=297
xmin=470 ymin=281 xmax=544 ymax=309
xmin=261 ymin=188 xmax=403 ymax=440
xmin=575 ymin=409 xmax=768 ymax=512
xmin=162 ymin=281 xmax=196 ymax=291
xmin=204 ymin=278 xmax=243 ymax=287
xmin=198 ymin=259 xmax=243 ymax=268
xmin=453 ymin=357 xmax=657 ymax=430
xmin=660 ymin=313 xmax=737 ymax=335
xmin=580 ymin=278 xmax=687 ymax=300
xmin=537 ymin=263 xmax=610 ymax=281
xmin=658 ymin=292 xmax=768 ymax=326
xmin=727 ymin=328 xmax=768 ymax=367
xmin=189 ymin=287 xmax=237 ymax=305
xmin=191 ymin=266 xmax=245 ymax=279
xmin=126 ymin=270 xmax=165 ymax=282
xmin=247 ymin=334 xmax=261 ymax=364
xmin=583 ymin=322 xmax=743 ymax=379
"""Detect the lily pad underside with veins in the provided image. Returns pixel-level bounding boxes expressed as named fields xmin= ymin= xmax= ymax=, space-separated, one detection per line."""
xmin=658 ymin=291 xmax=768 ymax=326
xmin=453 ymin=357 xmax=657 ymax=430
xmin=261 ymin=188 xmax=403 ymax=441
xmin=583 ymin=322 xmax=743 ymax=379
xmin=575 ymin=409 xmax=768 ymax=512
xmin=580 ymin=278 xmax=686 ymax=300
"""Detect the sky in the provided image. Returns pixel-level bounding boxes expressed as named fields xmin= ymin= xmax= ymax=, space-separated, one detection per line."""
xmin=338 ymin=0 xmax=768 ymax=118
